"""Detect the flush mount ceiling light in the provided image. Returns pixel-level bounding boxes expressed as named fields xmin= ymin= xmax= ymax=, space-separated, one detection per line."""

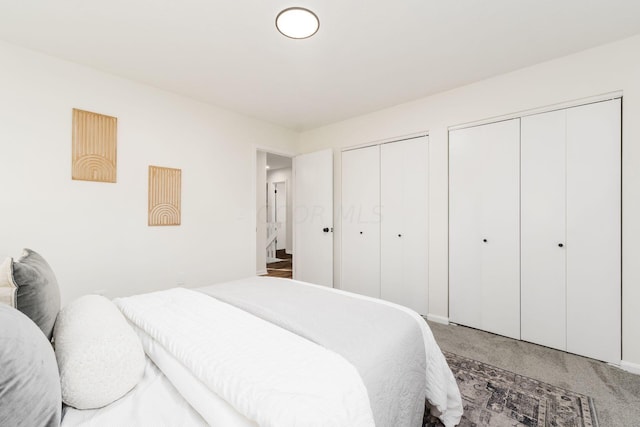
xmin=276 ymin=7 xmax=319 ymax=39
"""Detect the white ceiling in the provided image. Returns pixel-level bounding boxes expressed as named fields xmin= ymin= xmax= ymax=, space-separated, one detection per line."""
xmin=266 ymin=153 xmax=292 ymax=171
xmin=1 ymin=1 xmax=639 ymax=130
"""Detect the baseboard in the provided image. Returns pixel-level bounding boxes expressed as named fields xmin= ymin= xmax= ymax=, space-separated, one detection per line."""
xmin=426 ymin=314 xmax=450 ymax=325
xmin=620 ymin=360 xmax=640 ymax=375
xmin=256 ymin=269 xmax=267 ymax=276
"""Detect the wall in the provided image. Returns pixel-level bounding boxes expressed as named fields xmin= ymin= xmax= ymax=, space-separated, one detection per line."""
xmin=0 ymin=41 xmax=297 ymax=305
xmin=298 ymin=35 xmax=640 ymax=369
xmin=267 ymin=168 xmax=293 ymax=253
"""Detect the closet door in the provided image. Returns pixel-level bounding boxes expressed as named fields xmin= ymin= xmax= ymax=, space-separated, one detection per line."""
xmin=449 ymin=119 xmax=520 ymax=339
xmin=566 ymin=99 xmax=621 ymax=364
xmin=341 ymin=145 xmax=381 ymax=297
xmin=521 ymin=110 xmax=567 ymax=350
xmin=380 ymin=137 xmax=428 ymax=315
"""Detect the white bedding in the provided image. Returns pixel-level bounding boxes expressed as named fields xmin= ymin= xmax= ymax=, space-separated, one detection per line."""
xmin=61 ymin=357 xmax=208 ymax=427
xmin=134 ymin=326 xmax=257 ymax=427
xmin=200 ymin=277 xmax=463 ymax=427
xmin=115 ymin=287 xmax=376 ymax=427
xmin=62 ymin=277 xmax=462 ymax=427
xmin=296 ymin=280 xmax=462 ymax=426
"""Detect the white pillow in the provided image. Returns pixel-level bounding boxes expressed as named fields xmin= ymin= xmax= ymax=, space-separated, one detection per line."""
xmin=53 ymin=295 xmax=145 ymax=409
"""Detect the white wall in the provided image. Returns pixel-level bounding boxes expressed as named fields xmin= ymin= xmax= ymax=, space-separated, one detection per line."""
xmin=0 ymin=41 xmax=297 ymax=305
xmin=267 ymin=168 xmax=293 ymax=253
xmin=298 ymin=35 xmax=640 ymax=368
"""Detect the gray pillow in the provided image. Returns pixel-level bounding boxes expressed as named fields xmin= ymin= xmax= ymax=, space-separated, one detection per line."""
xmin=0 ymin=304 xmax=61 ymax=427
xmin=12 ymin=249 xmax=61 ymax=341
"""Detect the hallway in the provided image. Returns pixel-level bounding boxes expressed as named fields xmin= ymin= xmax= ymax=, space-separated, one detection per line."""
xmin=264 ymin=249 xmax=292 ymax=278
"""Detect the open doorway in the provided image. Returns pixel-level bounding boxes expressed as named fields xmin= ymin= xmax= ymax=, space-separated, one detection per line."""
xmin=256 ymin=150 xmax=293 ymax=278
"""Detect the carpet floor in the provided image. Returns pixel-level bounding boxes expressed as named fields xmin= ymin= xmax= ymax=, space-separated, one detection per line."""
xmin=427 ymin=321 xmax=640 ymax=426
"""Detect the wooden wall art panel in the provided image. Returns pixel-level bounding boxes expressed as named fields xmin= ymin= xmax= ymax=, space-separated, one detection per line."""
xmin=148 ymin=166 xmax=182 ymax=226
xmin=72 ymin=108 xmax=117 ymax=182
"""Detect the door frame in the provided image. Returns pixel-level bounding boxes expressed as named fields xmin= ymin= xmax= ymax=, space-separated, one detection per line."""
xmin=253 ymin=145 xmax=295 ymax=276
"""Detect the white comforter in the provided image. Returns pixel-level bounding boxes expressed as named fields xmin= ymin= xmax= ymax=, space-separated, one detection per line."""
xmin=115 ymin=288 xmax=375 ymax=427
xmin=199 ymin=277 xmax=463 ymax=427
xmin=61 ymin=357 xmax=209 ymax=427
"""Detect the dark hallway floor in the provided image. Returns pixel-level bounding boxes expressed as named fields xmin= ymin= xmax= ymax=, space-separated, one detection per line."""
xmin=264 ymin=249 xmax=292 ymax=278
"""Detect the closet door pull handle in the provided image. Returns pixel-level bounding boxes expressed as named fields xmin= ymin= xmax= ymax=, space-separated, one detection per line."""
xmin=558 ymin=243 xmax=564 ymax=248
xmin=323 ymin=227 xmax=329 ymax=233
xmin=359 ymin=231 xmax=363 ymax=235
xmin=483 ymin=239 xmax=488 ymax=243
xmin=398 ymin=234 xmax=402 ymax=237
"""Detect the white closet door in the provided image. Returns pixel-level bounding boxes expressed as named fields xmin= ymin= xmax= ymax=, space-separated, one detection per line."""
xmin=449 ymin=119 xmax=520 ymax=339
xmin=521 ymin=110 xmax=567 ymax=350
xmin=566 ymin=99 xmax=621 ymax=364
xmin=449 ymin=127 xmax=483 ymax=330
xmin=341 ymin=145 xmax=381 ymax=297
xmin=381 ymin=137 xmax=428 ymax=315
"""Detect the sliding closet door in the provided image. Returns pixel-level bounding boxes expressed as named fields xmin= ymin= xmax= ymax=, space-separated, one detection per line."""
xmin=341 ymin=146 xmax=381 ymax=297
xmin=449 ymin=119 xmax=520 ymax=339
xmin=521 ymin=110 xmax=567 ymax=350
xmin=566 ymin=99 xmax=621 ymax=364
xmin=380 ymin=137 xmax=428 ymax=315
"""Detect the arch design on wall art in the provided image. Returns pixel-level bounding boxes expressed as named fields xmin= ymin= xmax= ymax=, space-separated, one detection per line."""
xmin=148 ymin=166 xmax=181 ymax=226
xmin=72 ymin=108 xmax=117 ymax=183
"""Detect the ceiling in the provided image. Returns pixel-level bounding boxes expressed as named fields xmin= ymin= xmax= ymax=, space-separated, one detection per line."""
xmin=1 ymin=1 xmax=639 ymax=131
xmin=266 ymin=153 xmax=292 ymax=171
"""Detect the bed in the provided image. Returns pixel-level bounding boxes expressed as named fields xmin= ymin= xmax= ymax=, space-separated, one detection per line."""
xmin=0 ymin=249 xmax=462 ymax=427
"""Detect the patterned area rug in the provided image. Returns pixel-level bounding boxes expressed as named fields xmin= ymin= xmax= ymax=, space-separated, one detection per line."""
xmin=424 ymin=352 xmax=598 ymax=427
